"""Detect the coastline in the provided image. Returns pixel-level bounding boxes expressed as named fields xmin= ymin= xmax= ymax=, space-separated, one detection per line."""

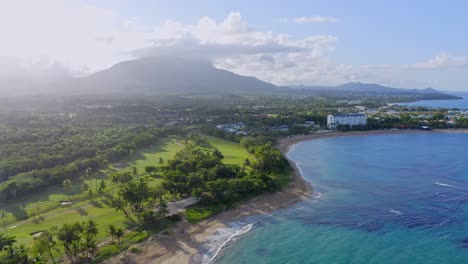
xmin=106 ymin=142 xmax=312 ymax=264
xmin=106 ymin=128 xmax=468 ymax=264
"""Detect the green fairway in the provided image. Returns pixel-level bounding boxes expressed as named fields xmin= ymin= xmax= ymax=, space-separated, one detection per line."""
xmin=127 ymin=137 xmax=185 ymax=173
xmin=204 ymin=136 xmax=254 ymax=165
xmin=2 ymin=136 xmax=250 ymax=246
xmin=2 ymin=137 xmax=185 ymax=245
xmin=7 ymin=196 xmax=138 ymax=245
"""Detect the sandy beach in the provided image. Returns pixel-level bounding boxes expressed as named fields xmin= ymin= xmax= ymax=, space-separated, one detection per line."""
xmin=106 ymin=128 xmax=468 ymax=264
xmin=106 ymin=134 xmax=315 ymax=264
xmin=105 ymin=147 xmax=312 ymax=264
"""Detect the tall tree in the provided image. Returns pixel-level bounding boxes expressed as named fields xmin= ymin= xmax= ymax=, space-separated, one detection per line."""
xmin=62 ymin=179 xmax=72 ymax=201
xmin=0 ymin=233 xmax=16 ymax=250
xmin=115 ymin=228 xmax=124 ymax=247
xmin=107 ymin=224 xmax=117 ymax=244
xmin=83 ymin=220 xmax=99 ymax=259
xmin=32 ymin=231 xmax=57 ymax=264
xmin=98 ymin=180 xmax=106 ymax=194
xmin=56 ymin=222 xmax=82 ymax=262
xmin=1 ymin=244 xmax=39 ymax=264
xmin=0 ymin=211 xmax=7 ymax=233
xmin=158 ymin=199 xmax=170 ymax=218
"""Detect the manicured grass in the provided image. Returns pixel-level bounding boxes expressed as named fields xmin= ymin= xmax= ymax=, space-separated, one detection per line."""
xmin=7 ymin=195 xmax=139 ymax=245
xmin=2 ymin=135 xmax=252 ymax=256
xmin=203 ymin=136 xmax=254 ymax=165
xmin=127 ymin=137 xmax=185 ymax=173
xmin=2 ymin=138 xmax=184 ymax=245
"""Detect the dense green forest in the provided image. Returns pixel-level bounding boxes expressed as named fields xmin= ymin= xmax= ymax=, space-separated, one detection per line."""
xmin=1 ymin=94 xmax=466 ymax=201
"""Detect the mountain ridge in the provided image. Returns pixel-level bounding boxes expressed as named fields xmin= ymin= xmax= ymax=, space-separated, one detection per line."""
xmin=288 ymin=82 xmax=443 ymax=94
xmin=73 ymin=56 xmax=279 ymax=95
xmin=0 ymin=56 xmax=460 ymax=98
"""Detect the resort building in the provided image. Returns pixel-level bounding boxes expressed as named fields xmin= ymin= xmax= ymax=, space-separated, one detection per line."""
xmin=327 ymin=114 xmax=367 ymax=129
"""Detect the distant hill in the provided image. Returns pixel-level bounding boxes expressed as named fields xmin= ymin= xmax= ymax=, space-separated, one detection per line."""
xmin=74 ymin=56 xmax=279 ymax=95
xmin=286 ymin=82 xmax=464 ymax=100
xmin=290 ymin=82 xmax=444 ymax=94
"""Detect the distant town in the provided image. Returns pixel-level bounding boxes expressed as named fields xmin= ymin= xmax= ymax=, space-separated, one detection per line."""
xmin=209 ymin=100 xmax=468 ymax=136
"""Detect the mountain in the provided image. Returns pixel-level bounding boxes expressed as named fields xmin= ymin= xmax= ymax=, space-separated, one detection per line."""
xmin=74 ymin=56 xmax=279 ymax=95
xmin=286 ymin=82 xmax=461 ymax=100
xmin=0 ymin=57 xmax=459 ymax=99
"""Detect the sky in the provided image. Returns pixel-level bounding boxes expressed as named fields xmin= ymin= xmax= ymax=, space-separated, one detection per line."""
xmin=1 ymin=0 xmax=468 ymax=90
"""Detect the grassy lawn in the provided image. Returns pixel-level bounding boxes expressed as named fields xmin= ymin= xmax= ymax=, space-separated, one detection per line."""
xmin=126 ymin=137 xmax=185 ymax=173
xmin=7 ymin=196 xmax=139 ymax=245
xmin=2 ymin=137 xmax=185 ymax=245
xmin=1 ymin=135 xmax=251 ymax=253
xmin=203 ymin=136 xmax=254 ymax=165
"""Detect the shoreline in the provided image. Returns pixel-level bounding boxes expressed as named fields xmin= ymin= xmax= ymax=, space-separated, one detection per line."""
xmin=106 ymin=128 xmax=468 ymax=264
xmin=277 ymin=128 xmax=459 ymax=153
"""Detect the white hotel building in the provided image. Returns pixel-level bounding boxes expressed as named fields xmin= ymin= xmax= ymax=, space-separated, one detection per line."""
xmin=327 ymin=114 xmax=367 ymax=129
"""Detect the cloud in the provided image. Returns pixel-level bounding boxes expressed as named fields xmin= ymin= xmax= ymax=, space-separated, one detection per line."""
xmin=134 ymin=12 xmax=343 ymax=85
xmin=292 ymin=16 xmax=339 ymax=24
xmin=410 ymin=52 xmax=468 ymax=69
xmin=137 ymin=12 xmax=320 ymax=57
xmin=0 ymin=2 xmax=343 ymax=84
xmin=0 ymin=0 xmax=154 ymax=74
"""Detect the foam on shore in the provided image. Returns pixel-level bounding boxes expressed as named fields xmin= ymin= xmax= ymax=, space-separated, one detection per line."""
xmin=201 ymin=214 xmax=271 ymax=264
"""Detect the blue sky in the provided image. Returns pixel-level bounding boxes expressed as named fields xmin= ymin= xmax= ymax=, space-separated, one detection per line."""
xmin=2 ymin=0 xmax=468 ymax=90
xmin=91 ymin=0 xmax=468 ymax=64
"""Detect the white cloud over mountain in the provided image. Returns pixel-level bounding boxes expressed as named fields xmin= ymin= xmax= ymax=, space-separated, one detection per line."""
xmin=136 ymin=12 xmax=341 ymax=85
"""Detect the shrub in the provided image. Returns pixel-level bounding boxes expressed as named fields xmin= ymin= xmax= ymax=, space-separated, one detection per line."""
xmin=129 ymin=247 xmax=142 ymax=254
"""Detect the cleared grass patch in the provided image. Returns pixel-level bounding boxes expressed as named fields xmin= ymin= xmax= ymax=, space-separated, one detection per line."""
xmin=203 ymin=136 xmax=254 ymax=166
xmin=185 ymin=203 xmax=227 ymax=224
xmin=127 ymin=137 xmax=185 ymax=173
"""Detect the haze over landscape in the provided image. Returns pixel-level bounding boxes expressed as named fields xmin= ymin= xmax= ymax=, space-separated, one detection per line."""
xmin=2 ymin=0 xmax=468 ymax=94
xmin=2 ymin=1 xmax=468 ymax=264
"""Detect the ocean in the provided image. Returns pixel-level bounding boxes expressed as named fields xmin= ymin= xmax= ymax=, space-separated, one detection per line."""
xmin=400 ymin=92 xmax=468 ymax=109
xmin=210 ymin=133 xmax=468 ymax=264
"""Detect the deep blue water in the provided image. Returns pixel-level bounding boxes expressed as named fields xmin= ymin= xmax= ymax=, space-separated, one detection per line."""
xmin=401 ymin=92 xmax=468 ymax=109
xmin=214 ymin=133 xmax=468 ymax=264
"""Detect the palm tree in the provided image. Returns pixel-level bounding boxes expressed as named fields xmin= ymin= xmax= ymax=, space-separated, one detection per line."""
xmin=84 ymin=220 xmax=98 ymax=237
xmin=158 ymin=199 xmax=170 ymax=218
xmin=0 ymin=211 xmax=6 ymax=233
xmin=115 ymin=228 xmax=124 ymax=247
xmin=98 ymin=180 xmax=106 ymax=194
xmin=34 ymin=231 xmax=57 ymax=264
xmin=62 ymin=179 xmax=72 ymax=200
xmin=83 ymin=220 xmax=99 ymax=259
xmin=4 ymin=244 xmax=30 ymax=263
xmin=107 ymin=224 xmax=117 ymax=244
xmin=0 ymin=233 xmax=16 ymax=250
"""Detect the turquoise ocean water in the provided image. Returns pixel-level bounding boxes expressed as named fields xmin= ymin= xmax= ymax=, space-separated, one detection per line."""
xmin=208 ymin=133 xmax=468 ymax=264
